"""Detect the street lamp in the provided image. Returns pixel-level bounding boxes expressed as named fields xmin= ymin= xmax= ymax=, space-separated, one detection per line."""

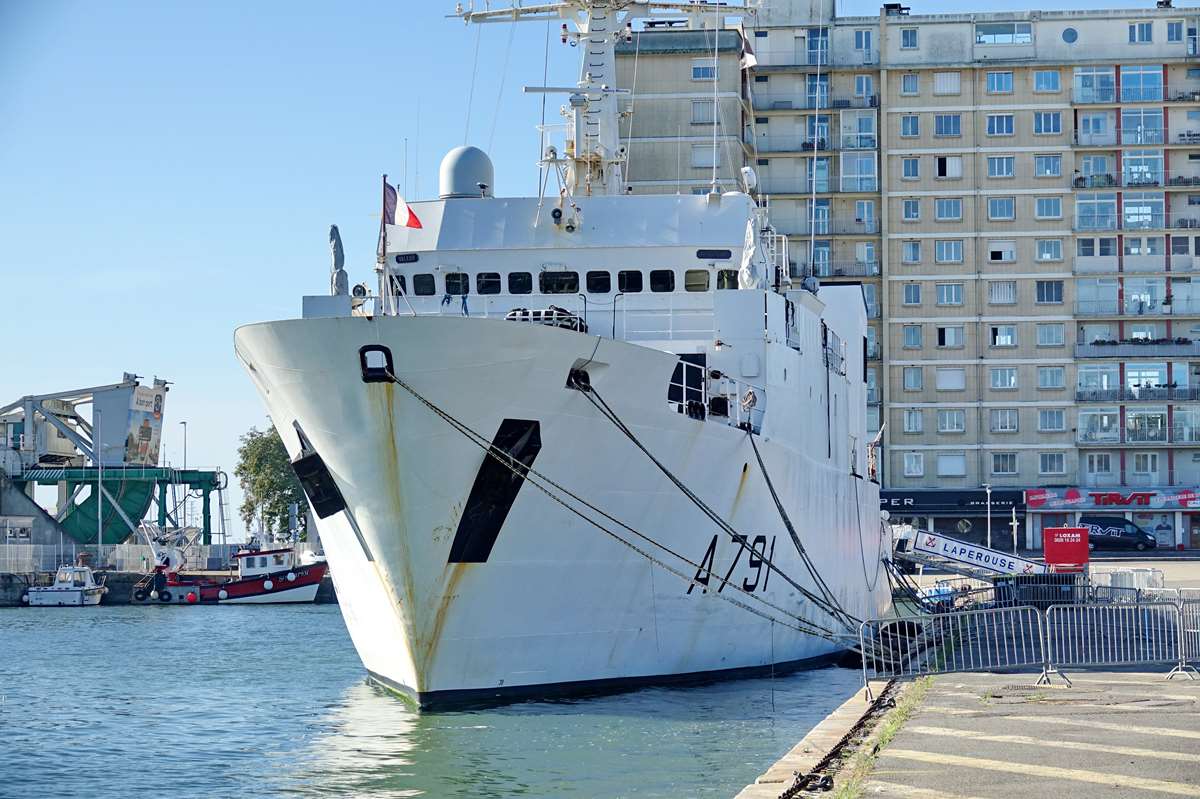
xmin=982 ymin=483 xmax=993 ymax=549
xmin=179 ymin=421 xmax=188 ymax=529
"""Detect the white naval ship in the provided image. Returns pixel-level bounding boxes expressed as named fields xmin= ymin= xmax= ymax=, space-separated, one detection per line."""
xmin=235 ymin=0 xmax=892 ymax=708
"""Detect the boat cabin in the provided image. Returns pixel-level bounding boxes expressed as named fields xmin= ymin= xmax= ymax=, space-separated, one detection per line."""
xmin=233 ymin=548 xmax=296 ymax=578
xmin=52 ymin=566 xmax=96 ymax=589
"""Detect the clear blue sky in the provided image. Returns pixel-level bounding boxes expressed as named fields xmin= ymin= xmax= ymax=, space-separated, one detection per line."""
xmin=0 ymin=0 xmax=1179 ymax=538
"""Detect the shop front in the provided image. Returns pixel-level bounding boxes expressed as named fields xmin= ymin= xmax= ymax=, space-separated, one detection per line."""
xmin=1025 ymin=488 xmax=1197 ymax=550
xmin=880 ymin=489 xmax=1028 ymax=550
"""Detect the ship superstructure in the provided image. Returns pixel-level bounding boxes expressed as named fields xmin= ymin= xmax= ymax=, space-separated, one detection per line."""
xmin=235 ymin=0 xmax=891 ymax=707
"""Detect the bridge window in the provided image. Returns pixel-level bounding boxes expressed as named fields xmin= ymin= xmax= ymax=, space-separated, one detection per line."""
xmin=445 ymin=272 xmax=470 ymax=295
xmin=618 ymin=270 xmax=643 ymax=293
xmin=650 ymin=270 xmax=675 ymax=292
xmin=413 ymin=274 xmax=436 ymax=296
xmin=477 ymin=272 xmax=501 ymax=294
xmin=586 ymin=270 xmax=611 ymax=293
xmin=717 ymin=269 xmax=738 ymax=289
xmin=696 ymin=248 xmax=732 ymax=260
xmin=685 ymin=269 xmax=710 ymax=292
xmin=508 ymin=272 xmax=532 ymax=294
xmin=388 ymin=274 xmax=407 ymax=295
xmin=539 ymin=271 xmax=579 ymax=294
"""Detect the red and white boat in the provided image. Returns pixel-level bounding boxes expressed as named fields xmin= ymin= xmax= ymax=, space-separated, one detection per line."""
xmin=132 ymin=546 xmax=328 ymax=605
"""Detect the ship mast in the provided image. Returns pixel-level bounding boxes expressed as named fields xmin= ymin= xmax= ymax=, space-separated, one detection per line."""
xmin=454 ymin=1 xmax=745 ymax=197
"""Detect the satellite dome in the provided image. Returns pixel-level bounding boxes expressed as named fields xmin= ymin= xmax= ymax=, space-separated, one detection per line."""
xmin=439 ymin=146 xmax=494 ymax=199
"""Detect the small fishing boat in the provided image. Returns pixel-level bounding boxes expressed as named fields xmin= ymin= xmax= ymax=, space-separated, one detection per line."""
xmin=131 ymin=546 xmax=327 ymax=605
xmin=23 ymin=565 xmax=108 ymax=607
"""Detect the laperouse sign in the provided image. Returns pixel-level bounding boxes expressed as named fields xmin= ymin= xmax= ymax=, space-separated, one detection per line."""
xmin=913 ymin=531 xmax=1048 ymax=575
xmin=1026 ymin=487 xmax=1200 ymax=511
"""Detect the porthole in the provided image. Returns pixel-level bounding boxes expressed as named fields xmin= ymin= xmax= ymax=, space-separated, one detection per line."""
xmin=1062 ymin=27 xmax=1077 ymax=44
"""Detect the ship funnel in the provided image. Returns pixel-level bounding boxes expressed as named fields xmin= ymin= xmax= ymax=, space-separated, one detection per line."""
xmin=439 ymin=146 xmax=494 ymax=199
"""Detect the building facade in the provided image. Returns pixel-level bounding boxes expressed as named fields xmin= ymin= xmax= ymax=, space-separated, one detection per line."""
xmin=618 ymin=1 xmax=1200 ymax=549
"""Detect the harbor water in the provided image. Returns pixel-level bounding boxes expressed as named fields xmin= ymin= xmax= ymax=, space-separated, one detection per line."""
xmin=2 ymin=605 xmax=861 ymax=797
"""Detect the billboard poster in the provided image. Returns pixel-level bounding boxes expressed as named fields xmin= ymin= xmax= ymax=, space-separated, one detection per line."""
xmin=123 ymin=385 xmax=166 ymax=465
xmin=1043 ymin=526 xmax=1089 ymax=569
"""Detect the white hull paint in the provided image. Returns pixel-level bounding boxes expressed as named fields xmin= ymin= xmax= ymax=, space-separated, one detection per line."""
xmin=235 ymin=310 xmax=892 ymax=705
xmin=27 ymin=588 xmax=104 ymax=607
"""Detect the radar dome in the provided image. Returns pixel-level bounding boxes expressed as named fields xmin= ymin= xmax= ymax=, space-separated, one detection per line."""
xmin=439 ymin=146 xmax=494 ymax=199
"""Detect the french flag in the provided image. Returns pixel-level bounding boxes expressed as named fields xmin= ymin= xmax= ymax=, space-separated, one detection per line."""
xmin=385 ymin=182 xmax=422 ymax=229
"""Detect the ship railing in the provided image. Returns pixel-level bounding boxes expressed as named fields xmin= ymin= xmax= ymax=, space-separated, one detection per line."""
xmin=705 ymin=373 xmax=766 ymax=434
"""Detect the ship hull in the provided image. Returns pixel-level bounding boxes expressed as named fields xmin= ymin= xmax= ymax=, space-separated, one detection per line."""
xmin=235 ymin=315 xmax=891 ymax=708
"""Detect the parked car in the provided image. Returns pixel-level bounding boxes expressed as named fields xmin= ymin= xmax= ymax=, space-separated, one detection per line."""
xmin=1078 ymin=515 xmax=1159 ymax=551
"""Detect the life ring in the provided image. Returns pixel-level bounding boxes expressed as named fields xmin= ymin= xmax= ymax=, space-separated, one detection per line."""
xmin=159 ymin=590 xmax=173 ymax=603
xmin=741 ymin=389 xmax=758 ymax=411
xmin=217 ymin=589 xmax=229 ymax=601
xmin=263 ymin=580 xmax=274 ymax=591
xmin=133 ymin=589 xmax=148 ymax=602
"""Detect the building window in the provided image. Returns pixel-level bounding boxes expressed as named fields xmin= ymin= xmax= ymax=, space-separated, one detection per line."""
xmin=987 ymin=71 xmax=1014 ymax=94
xmin=933 ymin=71 xmax=961 ymax=95
xmin=1038 ymin=366 xmax=1065 ymax=389
xmin=934 ymin=240 xmax=963 ymax=263
xmin=990 ymin=325 xmax=1017 ymax=347
xmin=900 ymin=115 xmax=919 ymax=137
xmin=988 ymin=197 xmax=1015 ymax=220
xmin=986 ymin=114 xmax=1014 ymax=137
xmin=690 ymin=145 xmax=718 ymax=168
xmin=1034 ymin=70 xmax=1060 ymax=92
xmin=937 ymin=453 xmax=967 ymax=477
xmin=1129 ymin=22 xmax=1152 ymax=44
xmin=903 ymin=366 xmax=923 ymax=390
xmin=1037 ymin=239 xmax=1063 ymax=261
xmin=938 ymin=409 xmax=966 ymax=432
xmin=988 ymin=156 xmax=1015 ymax=178
xmin=902 ymin=157 xmax=919 ymax=179
xmin=991 ymin=408 xmax=1019 ymax=433
xmin=935 ymin=114 xmax=961 ymax=137
xmin=903 ymin=325 xmax=922 ymax=348
xmin=1039 ymin=408 xmax=1066 ymax=431
xmin=1168 ymin=21 xmax=1183 ymax=42
xmin=754 ymin=75 xmax=769 ymax=83
xmin=1034 ymin=111 xmax=1062 ymax=135
xmin=902 ymin=241 xmax=921 ymax=263
xmin=1036 ymin=279 xmax=1063 ymax=304
xmin=691 ymin=58 xmax=718 ymax=80
xmin=1039 ymin=452 xmax=1066 ymax=475
xmin=904 ymin=452 xmax=924 ymax=476
xmin=989 ymin=280 xmax=1016 ymax=305
xmin=936 ymin=367 xmax=966 ymax=391
xmin=991 ymin=367 xmax=1018 ymax=390
xmin=1088 ymin=453 xmax=1113 ymax=475
xmin=691 ymin=100 xmax=715 ymax=125
xmin=936 ymin=282 xmax=963 ymax=306
xmin=903 ymin=283 xmax=921 ymax=304
xmin=854 ymin=74 xmax=874 ymax=98
xmin=902 ymin=199 xmax=920 ymax=221
xmin=1037 ymin=323 xmax=1065 ymax=346
xmin=975 ymin=22 xmax=1032 ymax=45
xmin=935 ymin=198 xmax=962 ymax=221
xmin=988 ymin=240 xmax=1016 ymax=262
xmin=1034 ymin=154 xmax=1062 ymax=177
xmin=937 ymin=325 xmax=964 ymax=348
xmin=936 ymin=156 xmax=962 ymax=179
xmin=854 ymin=29 xmax=872 ymax=50
xmin=903 ymin=409 xmax=923 ymax=433
xmin=901 ymin=73 xmax=918 ymax=95
xmin=901 ymin=28 xmax=918 ymax=49
xmin=992 ymin=452 xmax=1018 ymax=475
xmin=1035 ymin=197 xmax=1062 ymax=219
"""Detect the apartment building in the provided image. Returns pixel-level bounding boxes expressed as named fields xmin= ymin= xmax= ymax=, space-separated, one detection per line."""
xmin=617 ymin=2 xmax=1200 ymax=550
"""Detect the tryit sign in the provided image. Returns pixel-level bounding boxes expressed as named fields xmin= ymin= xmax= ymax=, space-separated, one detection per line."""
xmin=1089 ymin=491 xmax=1154 ymax=507
xmin=1043 ymin=526 xmax=1089 ymax=568
xmin=913 ymin=532 xmax=1048 ymax=575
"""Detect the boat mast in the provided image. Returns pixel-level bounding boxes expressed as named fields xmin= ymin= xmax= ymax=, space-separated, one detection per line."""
xmin=454 ymin=1 xmax=743 ymax=197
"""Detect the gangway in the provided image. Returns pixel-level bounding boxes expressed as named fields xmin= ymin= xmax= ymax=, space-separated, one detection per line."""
xmin=893 ymin=526 xmax=1048 ymax=581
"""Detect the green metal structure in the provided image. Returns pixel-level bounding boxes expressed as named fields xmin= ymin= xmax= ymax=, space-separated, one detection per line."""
xmin=17 ymin=467 xmax=225 ymax=545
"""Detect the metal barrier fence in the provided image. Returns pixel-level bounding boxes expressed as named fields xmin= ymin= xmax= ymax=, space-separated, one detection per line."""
xmin=0 ymin=543 xmax=239 ymax=573
xmin=861 ymin=600 xmax=1200 ymax=694
xmin=860 ymin=606 xmax=1046 ymax=686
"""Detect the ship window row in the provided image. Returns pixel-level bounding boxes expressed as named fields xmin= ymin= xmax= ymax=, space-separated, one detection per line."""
xmin=401 ymin=269 xmax=740 ymax=297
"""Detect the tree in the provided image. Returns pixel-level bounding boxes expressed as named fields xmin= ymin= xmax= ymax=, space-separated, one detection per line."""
xmin=235 ymin=425 xmax=307 ymax=540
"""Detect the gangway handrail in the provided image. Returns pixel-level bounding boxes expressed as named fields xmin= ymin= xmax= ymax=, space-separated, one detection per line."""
xmin=892 ymin=526 xmax=1047 ymax=580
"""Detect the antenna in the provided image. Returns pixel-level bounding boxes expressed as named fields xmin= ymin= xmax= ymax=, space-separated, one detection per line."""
xmin=710 ymin=1 xmax=719 ymax=193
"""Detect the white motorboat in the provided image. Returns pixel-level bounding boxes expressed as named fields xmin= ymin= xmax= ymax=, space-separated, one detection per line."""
xmin=234 ymin=1 xmax=892 ymax=708
xmin=23 ymin=565 xmax=107 ymax=607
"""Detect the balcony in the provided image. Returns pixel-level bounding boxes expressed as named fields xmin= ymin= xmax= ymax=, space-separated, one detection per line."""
xmin=1073 ymin=254 xmax=1120 ymax=274
xmin=1121 ymin=129 xmax=1166 ymax=145
xmin=1072 ymin=86 xmax=1117 ymax=104
xmin=1072 ymin=173 xmax=1117 ymax=189
xmin=1074 ymin=131 xmax=1117 ymax=147
xmin=1075 ymin=385 xmax=1200 ymax=402
xmin=1073 ymin=84 xmax=1200 ymax=106
xmin=753 ymin=95 xmax=879 ymax=112
xmin=790 ymin=218 xmax=880 ymax=236
xmin=840 ymin=133 xmax=877 ymax=150
xmin=839 ymin=175 xmax=878 ymax=192
xmin=1075 ymin=339 xmax=1200 ymax=358
xmin=1073 ymin=214 xmax=1200 ymax=233
xmin=794 ymin=260 xmax=881 ymax=278
xmin=752 ymin=134 xmax=879 ymax=154
xmin=1073 ymin=298 xmax=1200 ymax=318
xmin=866 ymin=341 xmax=881 ymax=360
xmin=757 ymin=176 xmax=879 ymax=195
